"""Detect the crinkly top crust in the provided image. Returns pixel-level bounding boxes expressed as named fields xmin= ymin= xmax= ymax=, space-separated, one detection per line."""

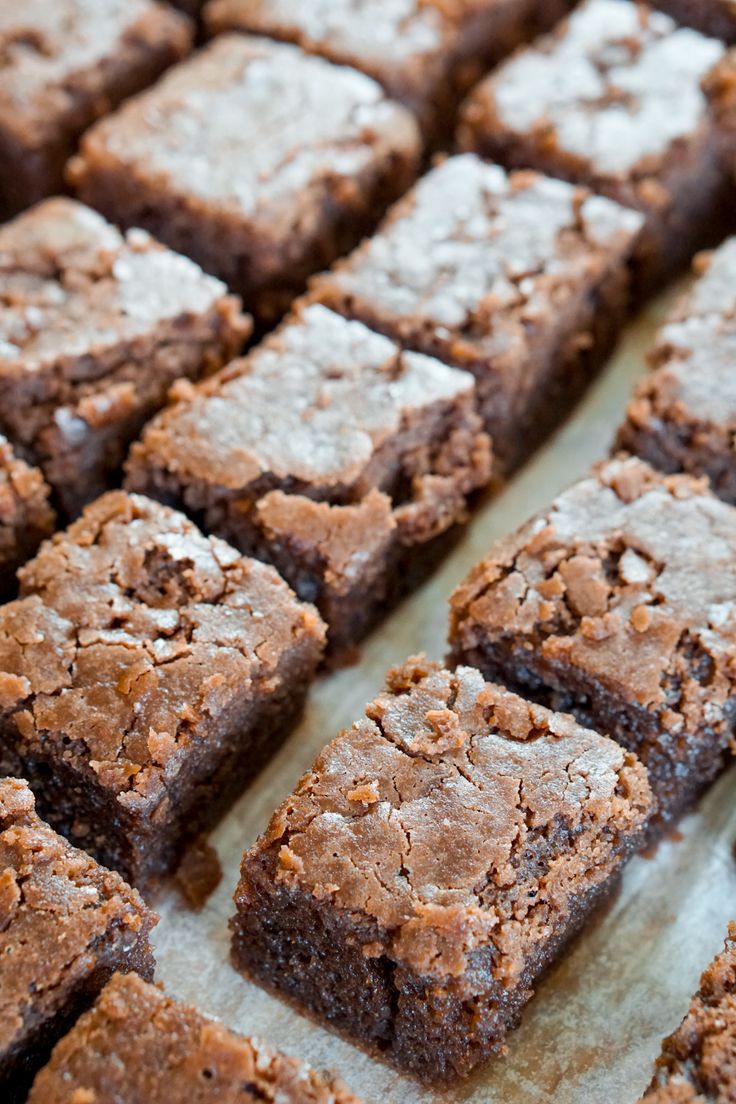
xmin=72 ymin=34 xmax=420 ymax=222
xmin=131 ymin=303 xmax=478 ymax=492
xmin=28 ymin=972 xmax=362 ymax=1104
xmin=311 ymin=155 xmax=643 ymax=352
xmin=641 ymin=922 xmax=736 ymax=1101
xmin=253 ymin=657 xmax=650 ymax=981
xmin=632 ymin=238 xmax=736 ymax=426
xmin=0 ymin=778 xmax=152 ymax=1058
xmin=472 ymin=0 xmax=724 ymax=176
xmin=451 ymin=456 xmax=736 ymax=722
xmin=0 ymin=435 xmax=54 ymax=561
xmin=0 ymin=491 xmax=324 ymax=811
xmin=0 ymin=0 xmax=190 ymax=139
xmin=0 ymin=198 xmax=235 ymax=377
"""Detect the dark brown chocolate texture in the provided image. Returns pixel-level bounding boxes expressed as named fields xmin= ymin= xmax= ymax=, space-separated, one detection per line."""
xmin=652 ymin=0 xmax=736 ymax=42
xmin=68 ymin=33 xmax=421 ymax=325
xmin=0 ymin=0 xmax=192 ymax=219
xmin=0 ymin=491 xmax=326 ymax=888
xmin=232 ymin=657 xmax=652 ymax=1082
xmin=309 ymin=155 xmax=643 ymax=474
xmin=204 ymin=0 xmax=574 ymax=143
xmin=449 ymin=455 xmax=736 ymax=822
xmin=0 ymin=435 xmax=55 ymax=601
xmin=618 ymin=237 xmax=736 ymax=502
xmin=457 ymin=0 xmax=732 ymax=296
xmin=0 ymin=778 xmax=156 ymax=1104
xmin=640 ymin=921 xmax=736 ymax=1101
xmin=28 ymin=972 xmax=364 ymax=1104
xmin=126 ymin=303 xmax=491 ymax=654
xmin=0 ymin=198 xmax=249 ymax=519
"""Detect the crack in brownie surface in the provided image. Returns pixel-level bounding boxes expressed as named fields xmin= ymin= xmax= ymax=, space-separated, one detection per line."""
xmin=0 ymin=491 xmax=325 ymax=887
xmin=309 ymin=155 xmax=643 ymax=472
xmin=231 ymin=656 xmax=651 ymax=1081
xmin=0 ymin=198 xmax=249 ymax=518
xmin=127 ymin=303 xmax=491 ymax=653
xmin=450 ymin=456 xmax=736 ymax=820
xmin=0 ymin=778 xmax=155 ymax=1103
xmin=28 ymin=972 xmax=363 ymax=1103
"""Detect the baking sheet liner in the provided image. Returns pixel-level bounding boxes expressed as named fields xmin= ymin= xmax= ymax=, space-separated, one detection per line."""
xmin=151 ymin=281 xmax=736 ymax=1103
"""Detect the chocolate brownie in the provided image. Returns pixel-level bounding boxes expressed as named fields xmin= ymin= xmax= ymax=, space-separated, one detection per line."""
xmin=0 ymin=436 xmax=55 ymax=601
xmin=126 ymin=304 xmax=491 ymax=654
xmin=640 ymin=922 xmax=736 ymax=1101
xmin=0 ymin=0 xmax=192 ymax=220
xmin=449 ymin=455 xmax=736 ymax=822
xmin=457 ymin=0 xmax=732 ymax=296
xmin=652 ymin=0 xmax=736 ymax=42
xmin=309 ymin=155 xmax=643 ymax=473
xmin=704 ymin=47 xmax=736 ymax=174
xmin=67 ymin=35 xmax=421 ymax=326
xmin=232 ymin=656 xmax=652 ymax=1083
xmin=0 ymin=491 xmax=325 ymax=888
xmin=204 ymin=0 xmax=573 ymax=143
xmin=0 ymin=778 xmax=155 ymax=1104
xmin=617 ymin=238 xmax=736 ymax=502
xmin=28 ymin=972 xmax=363 ymax=1103
xmin=0 ymin=198 xmax=249 ymax=520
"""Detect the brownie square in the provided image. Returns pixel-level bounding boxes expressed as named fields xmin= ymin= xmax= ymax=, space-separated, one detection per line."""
xmin=0 ymin=0 xmax=192 ymax=220
xmin=28 ymin=972 xmax=363 ymax=1104
xmin=0 ymin=436 xmax=55 ymax=602
xmin=0 ymin=198 xmax=249 ymax=521
xmin=457 ymin=0 xmax=732 ymax=295
xmin=640 ymin=922 xmax=736 ymax=1101
xmin=67 ymin=34 xmax=421 ymax=326
xmin=204 ymin=0 xmax=573 ymax=143
xmin=0 ymin=778 xmax=155 ymax=1104
xmin=309 ymin=155 xmax=643 ymax=473
xmin=652 ymin=0 xmax=736 ymax=42
xmin=449 ymin=455 xmax=736 ymax=821
xmin=232 ymin=657 xmax=651 ymax=1083
xmin=126 ymin=303 xmax=491 ymax=654
xmin=0 ymin=491 xmax=325 ymax=888
xmin=617 ymin=238 xmax=736 ymax=502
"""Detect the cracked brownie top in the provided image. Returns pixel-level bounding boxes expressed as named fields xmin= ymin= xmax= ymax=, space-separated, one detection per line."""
xmin=450 ymin=456 xmax=736 ymax=726
xmin=68 ymin=34 xmax=420 ymax=226
xmin=0 ymin=0 xmax=191 ymax=143
xmin=0 ymin=435 xmax=54 ymax=572
xmin=28 ymin=972 xmax=363 ymax=1103
xmin=310 ymin=155 xmax=643 ymax=360
xmin=641 ymin=921 xmax=736 ymax=1101
xmin=459 ymin=0 xmax=725 ymax=178
xmin=246 ymin=656 xmax=651 ymax=982
xmin=0 ymin=777 xmax=154 ymax=1059
xmin=0 ymin=491 xmax=325 ymax=812
xmin=625 ymin=238 xmax=736 ymax=429
xmin=0 ymin=198 xmax=246 ymax=381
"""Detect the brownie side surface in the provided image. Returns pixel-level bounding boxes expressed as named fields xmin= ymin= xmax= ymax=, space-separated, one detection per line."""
xmin=68 ymin=34 xmax=421 ymax=324
xmin=640 ymin=921 xmax=736 ymax=1101
xmin=618 ymin=238 xmax=736 ymax=502
xmin=652 ymin=0 xmax=736 ymax=42
xmin=0 ymin=197 xmax=250 ymax=519
xmin=126 ymin=303 xmax=491 ymax=653
xmin=0 ymin=0 xmax=192 ymax=219
xmin=449 ymin=455 xmax=736 ymax=821
xmin=28 ymin=972 xmax=363 ymax=1103
xmin=232 ymin=657 xmax=652 ymax=1082
xmin=0 ymin=778 xmax=156 ymax=1104
xmin=457 ymin=0 xmax=731 ymax=295
xmin=204 ymin=0 xmax=573 ymax=142
xmin=0 ymin=491 xmax=325 ymax=887
xmin=309 ymin=155 xmax=643 ymax=473
xmin=0 ymin=436 xmax=55 ymax=601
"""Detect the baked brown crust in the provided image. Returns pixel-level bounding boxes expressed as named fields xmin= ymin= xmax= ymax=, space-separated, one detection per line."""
xmin=232 ymin=656 xmax=652 ymax=1082
xmin=0 ymin=436 xmax=55 ymax=600
xmin=28 ymin=972 xmax=362 ymax=1104
xmin=0 ymin=778 xmax=155 ymax=1103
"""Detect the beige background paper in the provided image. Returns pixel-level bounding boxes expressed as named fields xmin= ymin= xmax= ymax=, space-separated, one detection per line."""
xmin=152 ymin=283 xmax=736 ymax=1103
